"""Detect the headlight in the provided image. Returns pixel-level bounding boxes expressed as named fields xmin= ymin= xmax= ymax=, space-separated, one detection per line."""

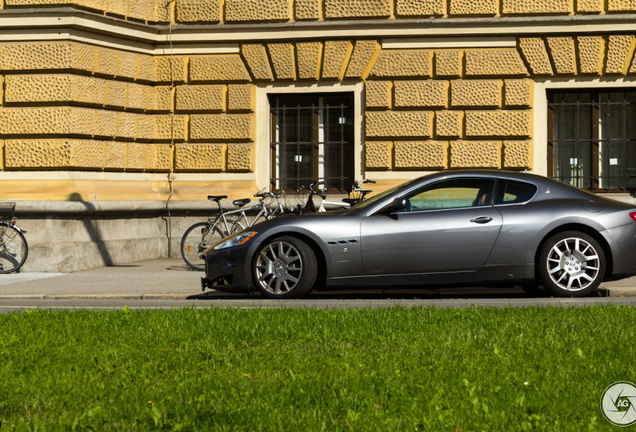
xmin=213 ymin=231 xmax=257 ymax=250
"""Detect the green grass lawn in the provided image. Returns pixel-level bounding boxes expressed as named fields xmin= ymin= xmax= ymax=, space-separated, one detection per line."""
xmin=0 ymin=305 xmax=633 ymax=431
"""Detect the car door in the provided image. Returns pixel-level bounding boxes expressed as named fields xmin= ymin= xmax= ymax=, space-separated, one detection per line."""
xmin=360 ymin=178 xmax=503 ymax=275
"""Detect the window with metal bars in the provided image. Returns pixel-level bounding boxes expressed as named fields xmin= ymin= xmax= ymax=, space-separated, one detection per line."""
xmin=548 ymin=89 xmax=636 ymax=192
xmin=269 ymin=93 xmax=354 ymax=192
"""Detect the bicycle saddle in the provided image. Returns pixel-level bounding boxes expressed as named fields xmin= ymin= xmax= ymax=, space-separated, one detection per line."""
xmin=233 ymin=198 xmax=251 ymax=207
xmin=208 ymin=195 xmax=227 ymax=202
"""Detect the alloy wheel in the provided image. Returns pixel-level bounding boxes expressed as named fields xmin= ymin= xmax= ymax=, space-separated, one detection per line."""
xmin=255 ymin=240 xmax=304 ymax=294
xmin=545 ymin=237 xmax=601 ymax=292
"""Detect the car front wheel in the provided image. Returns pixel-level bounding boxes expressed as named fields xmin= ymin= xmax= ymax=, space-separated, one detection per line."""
xmin=252 ymin=236 xmax=317 ymax=299
xmin=539 ymin=231 xmax=606 ymax=297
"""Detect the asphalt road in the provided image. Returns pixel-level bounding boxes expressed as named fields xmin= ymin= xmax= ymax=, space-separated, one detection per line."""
xmin=0 ymin=258 xmax=634 ymax=312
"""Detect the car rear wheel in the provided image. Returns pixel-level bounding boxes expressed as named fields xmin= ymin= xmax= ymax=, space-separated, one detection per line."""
xmin=539 ymin=231 xmax=606 ymax=297
xmin=253 ymin=236 xmax=317 ymax=299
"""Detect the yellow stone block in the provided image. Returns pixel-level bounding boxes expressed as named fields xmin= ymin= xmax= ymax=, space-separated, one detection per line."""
xmin=465 ymin=111 xmax=530 ymax=138
xmin=577 ymin=0 xmax=603 ymax=12
xmin=0 ymin=42 xmax=95 ymax=73
xmin=118 ymin=51 xmax=139 ymax=80
xmin=547 ymin=37 xmax=577 ymax=75
xmin=578 ymin=36 xmax=605 ymax=74
xmin=225 ymin=0 xmax=291 ymax=22
xmin=396 ymin=0 xmax=445 ymax=16
xmin=137 ymin=114 xmax=156 ymax=139
xmin=324 ymin=0 xmax=392 ymax=18
xmin=502 ymin=0 xmax=572 ymax=14
xmin=127 ymin=82 xmax=150 ymax=110
xmin=0 ymin=107 xmax=95 ymax=136
xmin=227 ymin=144 xmax=253 ymax=171
xmin=156 ymin=57 xmax=187 ymax=83
xmin=241 ymin=44 xmax=274 ymax=81
xmin=128 ymin=0 xmax=150 ymax=20
xmin=152 ymin=0 xmax=172 ymax=22
xmin=365 ymin=81 xmax=392 ymax=109
xmin=106 ymin=80 xmax=128 ymax=108
xmin=70 ymin=140 xmax=107 ymax=168
xmin=190 ymin=114 xmax=253 ymax=141
xmin=346 ymin=40 xmax=379 ymax=79
xmin=465 ymin=49 xmax=528 ymax=76
xmin=117 ymin=112 xmax=138 ymax=139
xmin=297 ymin=42 xmax=323 ymax=80
xmin=106 ymin=141 xmax=128 ymax=169
xmin=605 ymin=35 xmax=635 ymax=74
xmin=227 ymin=84 xmax=255 ymax=111
xmin=503 ymin=140 xmax=532 ymax=169
xmin=176 ymin=85 xmax=226 ymax=111
xmin=268 ymin=43 xmax=296 ymax=80
xmin=156 ymin=115 xmax=188 ymax=141
xmin=608 ymin=0 xmax=636 ymax=11
xmin=4 ymin=75 xmax=107 ymax=106
xmin=451 ymin=80 xmax=501 ymax=107
xmin=450 ymin=0 xmax=497 ymax=15
xmin=435 ymin=50 xmax=463 ymax=77
xmin=504 ymin=80 xmax=533 ymax=107
xmin=366 ymin=111 xmax=433 ymax=138
xmin=97 ymin=47 xmax=119 ymax=76
xmin=138 ymin=54 xmax=156 ymax=82
xmin=176 ymin=0 xmax=220 ymax=22
xmin=5 ymin=140 xmax=72 ymax=168
xmin=322 ymin=40 xmax=352 ymax=80
xmin=368 ymin=50 xmax=432 ymax=78
xmin=435 ymin=111 xmax=463 ymax=138
xmin=395 ymin=80 xmax=448 ymax=108
xmin=95 ymin=111 xmax=118 ymax=137
xmin=126 ymin=143 xmax=171 ymax=171
xmin=518 ymin=38 xmax=554 ymax=75
xmin=394 ymin=141 xmax=448 ymax=169
xmin=152 ymin=87 xmax=174 ymax=112
xmin=450 ymin=141 xmax=501 ymax=168
xmin=175 ymin=144 xmax=225 ymax=171
xmin=190 ymin=55 xmax=251 ymax=82
xmin=107 ymin=0 xmax=127 ymax=16
xmin=295 ymin=0 xmax=321 ymax=19
xmin=365 ymin=141 xmax=392 ymax=169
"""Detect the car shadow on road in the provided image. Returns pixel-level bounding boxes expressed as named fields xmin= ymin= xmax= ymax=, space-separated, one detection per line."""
xmin=186 ymin=286 xmax=609 ymax=300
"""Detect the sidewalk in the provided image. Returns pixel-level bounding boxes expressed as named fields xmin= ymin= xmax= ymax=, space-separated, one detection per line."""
xmin=0 ymin=258 xmax=634 ymax=299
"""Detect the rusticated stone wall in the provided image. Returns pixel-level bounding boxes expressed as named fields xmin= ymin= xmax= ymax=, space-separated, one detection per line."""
xmin=6 ymin=0 xmax=636 ymax=22
xmin=2 ymin=32 xmax=636 ymax=176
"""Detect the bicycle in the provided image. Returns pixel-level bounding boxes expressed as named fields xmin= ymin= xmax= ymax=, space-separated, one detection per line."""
xmin=0 ymin=202 xmax=28 ymax=274
xmin=342 ymin=179 xmax=375 ymax=207
xmin=180 ymin=188 xmax=287 ymax=271
xmin=295 ymin=180 xmax=375 ymax=213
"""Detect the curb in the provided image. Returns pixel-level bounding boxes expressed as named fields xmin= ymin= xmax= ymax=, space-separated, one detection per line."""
xmin=0 ymin=294 xmax=194 ymax=301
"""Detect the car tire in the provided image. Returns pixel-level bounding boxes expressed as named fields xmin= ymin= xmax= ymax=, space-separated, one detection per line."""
xmin=252 ymin=236 xmax=318 ymax=299
xmin=538 ymin=231 xmax=606 ymax=297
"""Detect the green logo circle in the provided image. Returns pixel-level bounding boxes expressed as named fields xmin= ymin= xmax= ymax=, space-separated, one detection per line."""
xmin=601 ymin=382 xmax=636 ymax=427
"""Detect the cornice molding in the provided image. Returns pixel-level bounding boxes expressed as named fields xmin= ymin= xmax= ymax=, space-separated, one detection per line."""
xmin=0 ymin=8 xmax=636 ymax=54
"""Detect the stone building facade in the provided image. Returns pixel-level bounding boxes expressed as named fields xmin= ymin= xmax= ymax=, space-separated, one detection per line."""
xmin=1 ymin=0 xmax=636 ymax=271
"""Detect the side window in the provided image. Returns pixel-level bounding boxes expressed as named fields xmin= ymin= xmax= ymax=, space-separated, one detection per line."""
xmin=495 ymin=180 xmax=538 ymax=205
xmin=404 ymin=179 xmax=495 ymax=212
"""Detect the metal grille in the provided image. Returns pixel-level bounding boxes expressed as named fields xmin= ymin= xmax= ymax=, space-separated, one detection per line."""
xmin=269 ymin=93 xmax=354 ymax=192
xmin=548 ymin=89 xmax=636 ymax=192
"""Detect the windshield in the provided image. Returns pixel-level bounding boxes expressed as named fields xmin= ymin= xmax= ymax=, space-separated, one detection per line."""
xmin=352 ymin=178 xmax=421 ymax=211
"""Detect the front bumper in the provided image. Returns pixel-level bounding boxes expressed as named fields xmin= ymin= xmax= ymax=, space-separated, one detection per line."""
xmin=200 ymin=245 xmax=254 ymax=293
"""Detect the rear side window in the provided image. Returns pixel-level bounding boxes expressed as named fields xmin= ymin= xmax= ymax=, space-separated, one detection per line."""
xmin=495 ymin=180 xmax=537 ymax=205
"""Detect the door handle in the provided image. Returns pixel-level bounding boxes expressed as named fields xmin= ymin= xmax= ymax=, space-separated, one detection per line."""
xmin=470 ymin=216 xmax=493 ymax=224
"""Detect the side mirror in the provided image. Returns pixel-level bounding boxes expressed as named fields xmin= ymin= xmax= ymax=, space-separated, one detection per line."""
xmin=380 ymin=198 xmax=407 ymax=215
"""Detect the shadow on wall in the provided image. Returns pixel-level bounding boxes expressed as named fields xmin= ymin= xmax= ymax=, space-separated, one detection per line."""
xmin=68 ymin=193 xmax=114 ymax=267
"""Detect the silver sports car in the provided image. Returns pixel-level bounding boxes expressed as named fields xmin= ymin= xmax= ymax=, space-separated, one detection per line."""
xmin=201 ymin=170 xmax=636 ymax=298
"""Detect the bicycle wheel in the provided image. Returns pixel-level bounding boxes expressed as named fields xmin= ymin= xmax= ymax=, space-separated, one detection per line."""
xmin=0 ymin=224 xmax=28 ymax=274
xmin=180 ymin=222 xmax=223 ymax=271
